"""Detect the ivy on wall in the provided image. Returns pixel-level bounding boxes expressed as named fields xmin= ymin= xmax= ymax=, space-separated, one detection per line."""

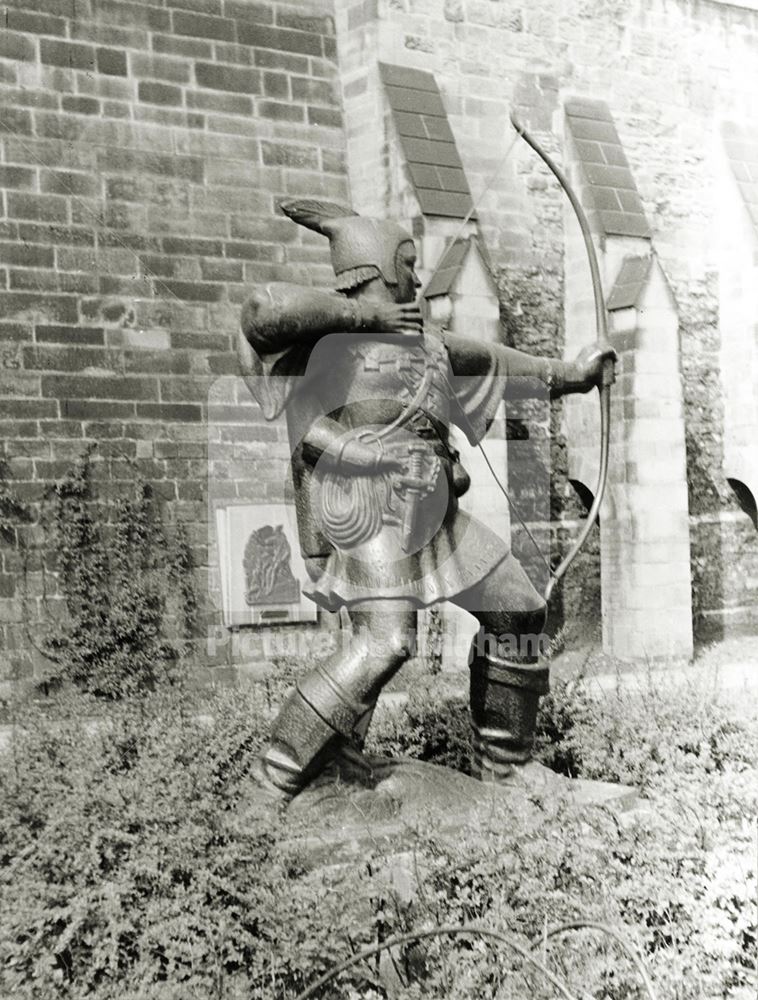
xmin=0 ymin=460 xmax=30 ymax=546
xmin=30 ymin=447 xmax=198 ymax=699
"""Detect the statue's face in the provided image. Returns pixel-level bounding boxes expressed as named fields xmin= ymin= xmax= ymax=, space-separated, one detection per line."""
xmin=394 ymin=240 xmax=421 ymax=304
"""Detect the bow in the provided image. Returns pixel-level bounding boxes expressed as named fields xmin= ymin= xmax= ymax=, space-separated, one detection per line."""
xmin=509 ymin=112 xmax=614 ymax=603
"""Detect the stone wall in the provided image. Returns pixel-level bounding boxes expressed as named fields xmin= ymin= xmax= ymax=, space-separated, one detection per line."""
xmin=339 ymin=0 xmax=758 ymax=647
xmin=0 ymin=0 xmax=346 ymax=685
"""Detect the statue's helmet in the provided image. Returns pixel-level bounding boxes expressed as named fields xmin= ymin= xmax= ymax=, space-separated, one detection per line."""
xmin=279 ymin=198 xmax=414 ymax=291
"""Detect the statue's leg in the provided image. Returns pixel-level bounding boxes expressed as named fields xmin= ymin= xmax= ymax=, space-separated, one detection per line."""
xmin=257 ymin=599 xmax=417 ymax=796
xmin=451 ymin=556 xmax=548 ymax=781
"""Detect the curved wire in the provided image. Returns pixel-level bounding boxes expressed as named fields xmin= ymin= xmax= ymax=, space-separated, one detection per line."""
xmin=542 ymin=921 xmax=658 ymax=1000
xmin=290 ymin=918 xmax=659 ymax=1000
xmin=291 ymin=922 xmax=580 ymax=1000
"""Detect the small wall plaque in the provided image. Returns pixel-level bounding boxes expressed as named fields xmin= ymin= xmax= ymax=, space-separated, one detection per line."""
xmin=216 ymin=503 xmax=317 ymax=627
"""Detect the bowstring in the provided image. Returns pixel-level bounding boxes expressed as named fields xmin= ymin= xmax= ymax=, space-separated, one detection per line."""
xmin=422 ymin=128 xmax=522 ymax=289
xmin=475 ymin=436 xmax=553 ymax=581
xmin=439 ymin=369 xmax=554 ymax=582
xmin=419 ymin=123 xmax=555 ymax=585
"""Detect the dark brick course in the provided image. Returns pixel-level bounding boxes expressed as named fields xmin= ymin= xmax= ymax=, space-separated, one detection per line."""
xmin=36 ymin=325 xmax=104 ymax=345
xmin=172 ymin=10 xmax=236 ymax=40
xmin=238 ymin=23 xmax=322 ymax=55
xmin=39 ymin=38 xmax=95 ymax=70
xmin=131 ymin=52 xmax=191 ymax=83
xmin=291 ymin=75 xmax=336 ymax=104
xmin=0 ymin=31 xmax=37 ymax=61
xmin=8 ymin=193 xmax=68 ymax=223
xmin=5 ymin=9 xmax=66 ymax=36
xmin=156 ymin=280 xmax=224 ymax=301
xmin=41 ymin=170 xmax=99 ymax=197
xmin=0 ymin=106 xmax=33 ymax=134
xmin=42 ymin=375 xmax=158 ymax=401
xmin=260 ymin=100 xmax=304 ymax=122
xmin=307 ymin=106 xmax=341 ymax=128
xmin=162 ymin=236 xmax=224 ymax=256
xmin=152 ymin=33 xmax=212 ymax=58
xmin=0 ymin=243 xmax=55 ymax=268
xmin=136 ymin=402 xmax=203 ymax=422
xmin=223 ymin=0 xmax=273 ymax=23
xmin=61 ymin=95 xmax=100 ymax=115
xmin=260 ymin=141 xmax=319 ymax=168
xmin=263 ymin=70 xmax=289 ymax=98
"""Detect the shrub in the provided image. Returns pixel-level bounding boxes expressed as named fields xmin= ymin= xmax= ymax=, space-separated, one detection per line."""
xmin=1 ymin=664 xmax=755 ymax=999
xmin=32 ymin=448 xmax=197 ymax=698
xmin=367 ymin=685 xmax=472 ymax=773
xmin=366 ymin=666 xmax=758 ymax=998
xmin=0 ymin=685 xmax=381 ymax=999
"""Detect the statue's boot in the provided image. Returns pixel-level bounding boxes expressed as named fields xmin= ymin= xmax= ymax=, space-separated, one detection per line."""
xmin=253 ymin=632 xmax=408 ymax=798
xmin=469 ymin=648 xmax=549 ymax=781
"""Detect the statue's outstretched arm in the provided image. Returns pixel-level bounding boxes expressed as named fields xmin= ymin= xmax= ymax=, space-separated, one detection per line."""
xmin=494 ymin=345 xmax=586 ymax=398
xmin=444 ymin=334 xmax=615 ymax=399
xmin=240 ymin=282 xmax=422 ymax=356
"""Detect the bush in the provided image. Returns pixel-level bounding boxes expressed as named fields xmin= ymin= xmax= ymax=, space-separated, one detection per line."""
xmin=0 ymin=685 xmax=386 ymax=999
xmin=32 ymin=448 xmax=197 ymax=698
xmin=362 ymin=667 xmax=758 ymax=998
xmin=367 ymin=685 xmax=472 ymax=773
xmin=1 ymin=665 xmax=756 ymax=999
xmin=0 ymin=459 xmax=30 ymax=545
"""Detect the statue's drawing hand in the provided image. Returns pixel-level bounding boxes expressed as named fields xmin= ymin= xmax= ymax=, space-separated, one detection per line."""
xmin=376 ymin=453 xmax=406 ymax=474
xmin=360 ymin=301 xmax=424 ymax=337
xmin=575 ymin=343 xmax=617 ymax=390
xmin=334 ymin=438 xmax=403 ymax=475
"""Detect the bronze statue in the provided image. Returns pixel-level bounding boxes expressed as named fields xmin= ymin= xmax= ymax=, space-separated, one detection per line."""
xmin=237 ymin=198 xmax=615 ymax=801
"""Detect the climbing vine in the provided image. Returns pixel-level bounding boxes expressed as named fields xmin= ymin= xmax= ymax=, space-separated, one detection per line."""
xmin=35 ymin=447 xmax=198 ymax=698
xmin=0 ymin=459 xmax=30 ymax=546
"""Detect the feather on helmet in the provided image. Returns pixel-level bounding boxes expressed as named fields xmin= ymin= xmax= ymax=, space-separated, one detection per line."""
xmin=278 ymin=198 xmax=415 ymax=291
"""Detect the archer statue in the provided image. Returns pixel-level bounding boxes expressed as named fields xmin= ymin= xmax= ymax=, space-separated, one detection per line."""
xmin=237 ymin=197 xmax=615 ymax=802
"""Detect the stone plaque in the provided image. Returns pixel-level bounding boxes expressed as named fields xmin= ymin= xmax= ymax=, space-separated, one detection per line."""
xmin=217 ymin=503 xmax=317 ymax=627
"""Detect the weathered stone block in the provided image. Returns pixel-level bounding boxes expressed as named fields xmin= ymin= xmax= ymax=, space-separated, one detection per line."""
xmin=172 ymin=10 xmax=236 ymax=41
xmin=96 ymin=46 xmax=127 ymax=76
xmin=238 ymin=23 xmax=322 ymax=56
xmin=138 ymin=80 xmax=183 ymax=105
xmin=0 ymin=31 xmax=37 ymax=63
xmin=39 ymin=38 xmax=95 ymax=71
xmin=195 ymin=61 xmax=261 ymax=93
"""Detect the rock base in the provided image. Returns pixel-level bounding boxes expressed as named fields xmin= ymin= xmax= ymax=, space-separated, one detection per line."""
xmin=259 ymin=750 xmax=638 ymax=862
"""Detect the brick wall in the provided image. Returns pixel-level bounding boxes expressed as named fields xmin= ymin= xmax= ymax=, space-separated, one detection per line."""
xmin=0 ymin=0 xmax=348 ymax=687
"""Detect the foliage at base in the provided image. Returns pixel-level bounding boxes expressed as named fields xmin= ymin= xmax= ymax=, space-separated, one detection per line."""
xmin=1 ymin=664 xmax=756 ymax=999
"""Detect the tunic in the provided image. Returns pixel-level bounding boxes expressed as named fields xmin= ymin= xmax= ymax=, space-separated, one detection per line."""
xmin=275 ymin=327 xmax=517 ymax=610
